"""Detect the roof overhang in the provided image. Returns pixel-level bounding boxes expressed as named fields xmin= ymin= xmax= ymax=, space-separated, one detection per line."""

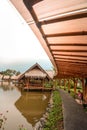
xmin=10 ymin=0 xmax=87 ymax=78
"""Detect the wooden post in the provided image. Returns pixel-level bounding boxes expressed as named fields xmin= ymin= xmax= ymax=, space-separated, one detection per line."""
xmin=81 ymin=78 xmax=85 ymax=100
xmin=85 ymin=78 xmax=87 ymax=101
xmin=68 ymin=79 xmax=70 ymax=93
xmin=27 ymin=78 xmax=29 ymax=88
xmin=64 ymin=79 xmax=66 ymax=90
xmin=74 ymin=78 xmax=78 ymax=94
xmin=59 ymin=79 xmax=61 ymax=88
xmin=28 ymin=78 xmax=30 ymax=88
xmin=42 ymin=78 xmax=44 ymax=91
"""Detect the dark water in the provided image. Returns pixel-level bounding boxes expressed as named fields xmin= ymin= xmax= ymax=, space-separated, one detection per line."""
xmin=0 ymin=82 xmax=51 ymax=130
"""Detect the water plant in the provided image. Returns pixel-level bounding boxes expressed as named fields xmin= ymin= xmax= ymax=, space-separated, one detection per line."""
xmin=0 ymin=111 xmax=8 ymax=130
xmin=19 ymin=125 xmax=27 ymax=130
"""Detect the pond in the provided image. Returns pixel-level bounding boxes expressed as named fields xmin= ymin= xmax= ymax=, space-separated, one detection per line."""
xmin=0 ymin=82 xmax=51 ymax=130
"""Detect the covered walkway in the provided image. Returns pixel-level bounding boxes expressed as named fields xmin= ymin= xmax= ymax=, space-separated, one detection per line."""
xmin=59 ymin=89 xmax=87 ymax=130
xmin=10 ymin=0 xmax=87 ymax=100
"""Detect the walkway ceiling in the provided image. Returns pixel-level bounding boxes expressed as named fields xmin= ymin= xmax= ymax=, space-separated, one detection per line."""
xmin=10 ymin=0 xmax=87 ymax=78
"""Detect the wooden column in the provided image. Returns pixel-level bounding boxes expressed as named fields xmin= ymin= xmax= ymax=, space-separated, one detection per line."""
xmin=25 ymin=78 xmax=29 ymax=88
xmin=59 ymin=79 xmax=61 ymax=88
xmin=28 ymin=78 xmax=30 ymax=88
xmin=81 ymin=78 xmax=85 ymax=100
xmin=68 ymin=79 xmax=71 ymax=93
xmin=64 ymin=79 xmax=66 ymax=90
xmin=42 ymin=78 xmax=44 ymax=90
xmin=85 ymin=78 xmax=87 ymax=101
xmin=25 ymin=78 xmax=27 ymax=87
xmin=74 ymin=78 xmax=78 ymax=94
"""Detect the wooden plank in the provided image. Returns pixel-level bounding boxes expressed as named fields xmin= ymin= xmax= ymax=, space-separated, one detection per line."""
xmin=49 ymin=43 xmax=87 ymax=46
xmin=42 ymin=18 xmax=87 ymax=35
xmin=54 ymin=55 xmax=87 ymax=61
xmin=52 ymin=49 xmax=87 ymax=52
xmin=46 ymin=31 xmax=87 ymax=37
xmin=47 ymin=35 xmax=87 ymax=44
xmin=55 ymin=58 xmax=87 ymax=63
xmin=53 ymin=53 xmax=87 ymax=58
xmin=41 ymin=12 xmax=87 ymax=24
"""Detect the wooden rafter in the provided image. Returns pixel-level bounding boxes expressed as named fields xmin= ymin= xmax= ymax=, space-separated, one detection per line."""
xmin=41 ymin=11 xmax=87 ymax=24
xmin=45 ymin=31 xmax=87 ymax=37
xmin=52 ymin=49 xmax=87 ymax=52
xmin=49 ymin=43 xmax=87 ymax=46
xmin=53 ymin=53 xmax=87 ymax=58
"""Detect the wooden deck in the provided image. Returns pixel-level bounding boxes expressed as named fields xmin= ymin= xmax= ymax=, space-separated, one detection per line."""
xmin=23 ymin=86 xmax=53 ymax=91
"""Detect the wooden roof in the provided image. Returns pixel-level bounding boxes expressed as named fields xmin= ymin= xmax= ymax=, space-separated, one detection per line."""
xmin=10 ymin=0 xmax=87 ymax=78
xmin=18 ymin=63 xmax=52 ymax=80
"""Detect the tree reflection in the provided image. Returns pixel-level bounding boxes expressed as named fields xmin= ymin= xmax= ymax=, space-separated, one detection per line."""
xmin=0 ymin=81 xmax=14 ymax=91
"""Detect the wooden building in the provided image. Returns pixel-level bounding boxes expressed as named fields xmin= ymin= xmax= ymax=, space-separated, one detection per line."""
xmin=18 ymin=63 xmax=53 ymax=90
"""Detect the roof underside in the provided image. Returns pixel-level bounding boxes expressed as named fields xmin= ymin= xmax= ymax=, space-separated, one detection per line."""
xmin=10 ymin=0 xmax=87 ymax=78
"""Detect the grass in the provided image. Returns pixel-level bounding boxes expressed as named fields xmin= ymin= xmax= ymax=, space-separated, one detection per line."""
xmin=43 ymin=90 xmax=63 ymax=130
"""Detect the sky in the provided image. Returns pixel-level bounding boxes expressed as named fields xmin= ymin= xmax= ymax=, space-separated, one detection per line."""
xmin=0 ymin=0 xmax=53 ymax=72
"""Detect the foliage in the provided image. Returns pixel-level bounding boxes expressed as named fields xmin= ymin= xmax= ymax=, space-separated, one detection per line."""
xmin=44 ymin=80 xmax=53 ymax=88
xmin=0 ymin=69 xmax=21 ymax=76
xmin=44 ymin=79 xmax=59 ymax=89
xmin=43 ymin=90 xmax=63 ymax=130
xmin=53 ymin=79 xmax=59 ymax=88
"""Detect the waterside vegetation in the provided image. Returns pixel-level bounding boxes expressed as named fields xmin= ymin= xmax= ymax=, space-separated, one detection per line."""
xmin=43 ymin=90 xmax=63 ymax=130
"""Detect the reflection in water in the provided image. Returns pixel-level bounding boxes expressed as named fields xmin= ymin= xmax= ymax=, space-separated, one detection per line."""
xmin=0 ymin=81 xmax=14 ymax=91
xmin=0 ymin=82 xmax=51 ymax=129
xmin=15 ymin=91 xmax=51 ymax=126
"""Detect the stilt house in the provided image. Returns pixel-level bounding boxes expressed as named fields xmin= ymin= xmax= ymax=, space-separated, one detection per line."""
xmin=18 ymin=63 xmax=53 ymax=90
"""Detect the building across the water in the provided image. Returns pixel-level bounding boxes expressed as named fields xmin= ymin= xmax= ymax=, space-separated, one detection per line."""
xmin=18 ymin=63 xmax=54 ymax=90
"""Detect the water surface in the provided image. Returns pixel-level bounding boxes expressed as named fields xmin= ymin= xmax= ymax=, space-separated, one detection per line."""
xmin=0 ymin=82 xmax=51 ymax=130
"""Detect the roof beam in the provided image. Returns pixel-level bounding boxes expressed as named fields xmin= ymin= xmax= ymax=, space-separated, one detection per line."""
xmin=53 ymin=53 xmax=87 ymax=58
xmin=58 ymin=71 xmax=87 ymax=77
xmin=49 ymin=43 xmax=87 ymax=46
xmin=46 ymin=31 xmax=87 ymax=37
xmin=55 ymin=57 xmax=87 ymax=63
xmin=23 ymin=0 xmax=43 ymax=6
xmin=55 ymin=59 xmax=87 ymax=64
xmin=52 ymin=49 xmax=87 ymax=52
xmin=41 ymin=9 xmax=87 ymax=24
xmin=54 ymin=55 xmax=87 ymax=60
xmin=56 ymin=60 xmax=87 ymax=66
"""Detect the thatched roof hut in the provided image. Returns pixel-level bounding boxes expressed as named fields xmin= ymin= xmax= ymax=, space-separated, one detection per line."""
xmin=19 ymin=63 xmax=53 ymax=80
xmin=18 ymin=63 xmax=54 ymax=90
